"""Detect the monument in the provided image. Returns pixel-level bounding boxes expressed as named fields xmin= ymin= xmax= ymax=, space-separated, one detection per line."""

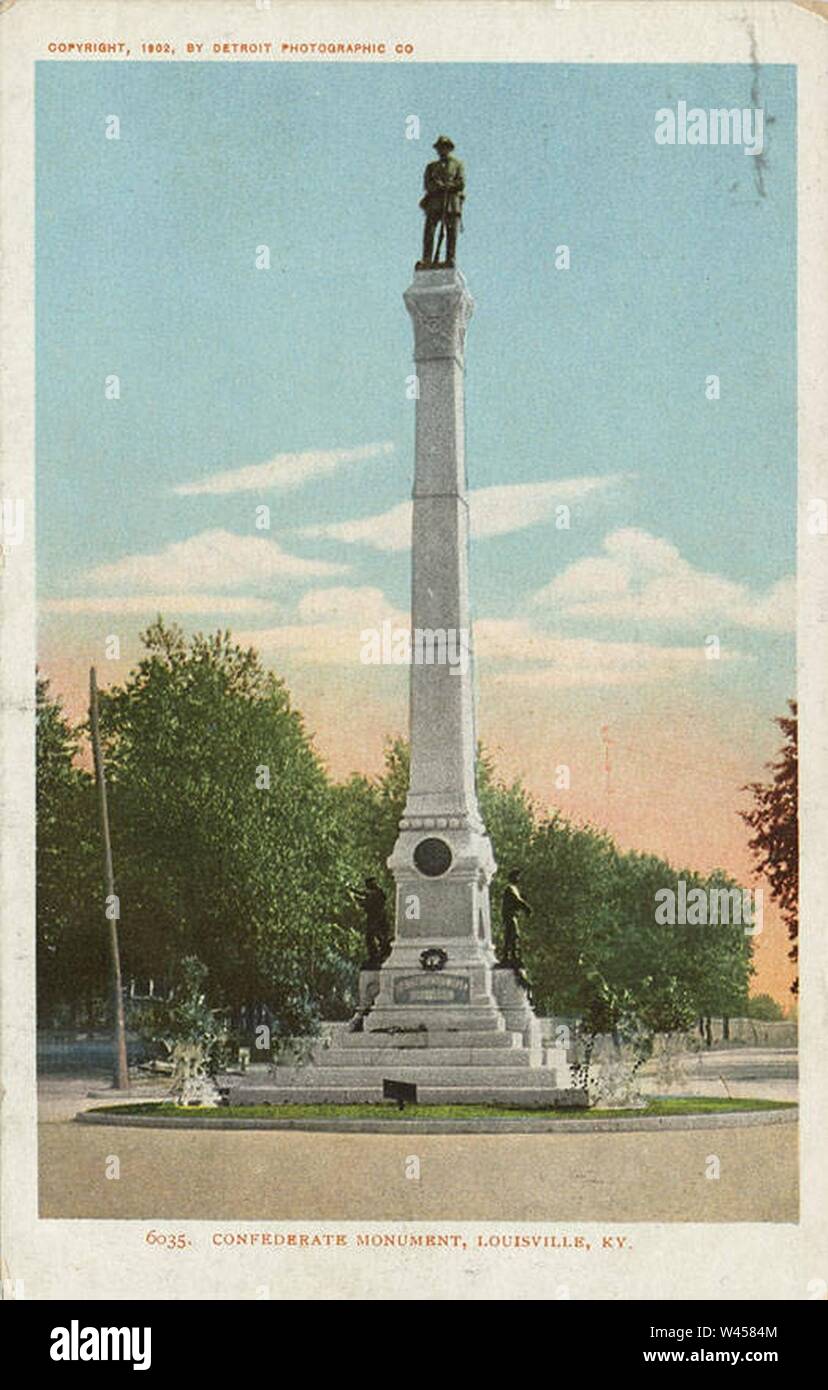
xmin=227 ymin=141 xmax=586 ymax=1106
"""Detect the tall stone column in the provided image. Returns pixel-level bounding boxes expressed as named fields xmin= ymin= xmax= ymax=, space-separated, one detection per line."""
xmin=224 ymin=263 xmax=585 ymax=1104
xmin=368 ymin=268 xmax=501 ymax=1031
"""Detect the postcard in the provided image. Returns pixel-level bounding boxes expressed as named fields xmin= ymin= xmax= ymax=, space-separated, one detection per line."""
xmin=1 ymin=0 xmax=826 ymax=1304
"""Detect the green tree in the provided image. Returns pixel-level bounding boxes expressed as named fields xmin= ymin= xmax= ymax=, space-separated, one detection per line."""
xmin=96 ymin=620 xmax=362 ymax=1032
xmin=683 ymin=869 xmax=753 ymax=1028
xmin=334 ymin=737 xmax=409 ymax=885
xmin=605 ymin=852 xmax=700 ymax=1035
xmin=35 ymin=675 xmax=102 ymax=1022
xmin=519 ymin=830 xmax=751 ymax=1042
xmin=519 ymin=814 xmax=617 ymax=1017
xmin=478 ymin=747 xmax=537 ymax=948
xmin=745 ymin=992 xmax=785 ymax=1021
xmin=331 ymin=736 xmax=410 ymax=962
xmin=740 ymin=701 xmax=798 ymax=994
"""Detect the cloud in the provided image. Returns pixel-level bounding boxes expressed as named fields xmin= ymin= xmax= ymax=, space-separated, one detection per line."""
xmin=298 ymin=474 xmax=628 ymax=552
xmin=234 ymin=586 xmax=409 ymax=666
xmin=301 ymin=500 xmax=412 ymax=551
xmin=295 ymin=586 xmax=401 ymax=626
xmin=475 ymin=618 xmax=741 ymax=688
xmin=530 ymin=529 xmax=795 ymax=632
xmin=40 ymin=594 xmax=273 ymax=616
xmin=173 ymin=442 xmax=394 ymax=497
xmin=470 ymin=476 xmax=628 ymax=540
xmin=228 ymin=585 xmax=734 ymax=687
xmin=82 ymin=529 xmax=348 ymax=592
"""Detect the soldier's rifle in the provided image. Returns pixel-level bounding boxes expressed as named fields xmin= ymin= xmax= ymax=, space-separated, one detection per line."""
xmin=434 ymin=182 xmax=452 ymax=262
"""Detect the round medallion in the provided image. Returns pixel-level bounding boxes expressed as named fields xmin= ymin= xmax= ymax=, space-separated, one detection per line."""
xmin=413 ymin=837 xmax=452 ymax=877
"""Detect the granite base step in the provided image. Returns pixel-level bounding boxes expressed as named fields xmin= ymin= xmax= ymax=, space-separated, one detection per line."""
xmin=317 ymin=1047 xmax=537 ymax=1068
xmin=255 ymin=1064 xmax=562 ymax=1086
xmin=337 ymin=1028 xmax=523 ymax=1050
xmin=364 ymin=1009 xmax=508 ymax=1032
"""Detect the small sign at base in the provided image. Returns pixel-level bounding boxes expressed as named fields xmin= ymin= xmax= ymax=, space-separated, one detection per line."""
xmin=383 ymin=1078 xmax=418 ymax=1110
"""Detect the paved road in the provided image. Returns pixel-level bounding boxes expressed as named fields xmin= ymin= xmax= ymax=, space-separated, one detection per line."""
xmin=639 ymin=1047 xmax=798 ymax=1102
xmin=38 ymin=1075 xmax=797 ymax=1223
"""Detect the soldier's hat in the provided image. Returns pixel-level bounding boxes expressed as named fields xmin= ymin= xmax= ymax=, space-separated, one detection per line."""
xmin=433 ymin=134 xmax=455 ymax=150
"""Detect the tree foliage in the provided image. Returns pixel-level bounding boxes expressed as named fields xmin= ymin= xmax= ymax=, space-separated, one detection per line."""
xmin=94 ymin=620 xmax=364 ymax=1032
xmin=745 ymin=992 xmax=785 ymax=1022
xmin=520 ymin=827 xmax=749 ymax=1033
xmin=740 ymin=701 xmax=798 ymax=994
xmin=36 ymin=675 xmax=104 ymax=1020
xmin=36 ymin=626 xmax=756 ymax=1039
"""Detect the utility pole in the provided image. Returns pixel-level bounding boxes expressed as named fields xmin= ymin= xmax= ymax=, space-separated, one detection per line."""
xmin=89 ymin=667 xmax=129 ymax=1091
xmin=600 ymin=724 xmax=614 ymax=797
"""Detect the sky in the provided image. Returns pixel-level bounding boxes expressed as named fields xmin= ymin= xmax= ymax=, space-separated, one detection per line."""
xmin=36 ymin=59 xmax=797 ymax=1002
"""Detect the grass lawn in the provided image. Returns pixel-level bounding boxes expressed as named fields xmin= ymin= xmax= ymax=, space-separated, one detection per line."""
xmin=92 ymin=1097 xmax=796 ymax=1121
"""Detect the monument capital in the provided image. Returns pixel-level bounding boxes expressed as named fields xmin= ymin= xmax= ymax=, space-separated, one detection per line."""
xmin=404 ymin=268 xmax=474 ymax=365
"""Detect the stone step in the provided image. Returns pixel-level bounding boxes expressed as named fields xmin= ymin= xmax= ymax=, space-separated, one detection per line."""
xmin=340 ymin=1029 xmax=522 ymax=1050
xmin=365 ymin=1010 xmax=507 ymax=1032
xmin=317 ymin=1047 xmax=535 ymax=1068
xmin=226 ymin=1083 xmax=588 ymax=1108
xmin=249 ymin=1064 xmax=562 ymax=1087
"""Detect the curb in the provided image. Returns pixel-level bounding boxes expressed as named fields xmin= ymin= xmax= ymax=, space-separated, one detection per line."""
xmin=86 ymin=1091 xmax=170 ymax=1102
xmin=76 ymin=1106 xmax=798 ymax=1135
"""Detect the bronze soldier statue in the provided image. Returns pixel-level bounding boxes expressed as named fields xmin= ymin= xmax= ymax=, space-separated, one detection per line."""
xmin=350 ymin=877 xmax=391 ymax=968
xmin=500 ymin=868 xmax=532 ymax=967
xmin=416 ymin=135 xmax=465 ymax=270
